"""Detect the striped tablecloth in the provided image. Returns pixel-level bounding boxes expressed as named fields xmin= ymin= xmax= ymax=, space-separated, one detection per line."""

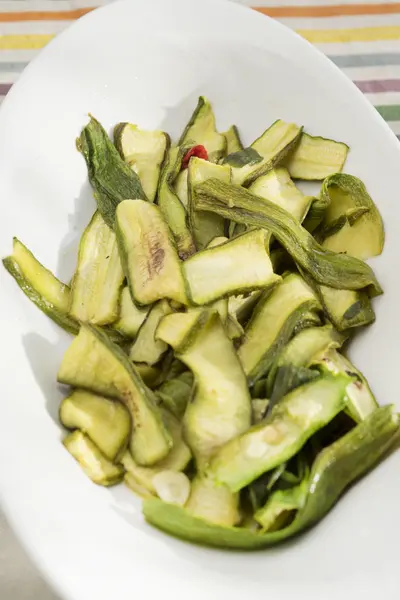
xmin=1 ymin=1 xmax=400 ymax=137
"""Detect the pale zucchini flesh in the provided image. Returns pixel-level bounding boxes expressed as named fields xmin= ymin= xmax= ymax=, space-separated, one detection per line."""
xmin=114 ymin=123 xmax=168 ymax=202
xmin=70 ymin=211 xmax=124 ymax=326
xmin=63 ymin=430 xmax=125 ymax=486
xmin=185 ymin=475 xmax=240 ymax=527
xmin=183 ymin=229 xmax=280 ymax=306
xmin=3 ymin=237 xmax=78 ymax=334
xmin=188 ymin=157 xmax=230 ymax=249
xmin=179 ymin=96 xmax=226 ymax=163
xmin=173 ymin=169 xmax=189 ymax=209
xmin=194 ymin=179 xmax=382 ymax=296
xmin=223 ymin=125 xmax=244 ymax=155
xmin=115 ymin=199 xmax=188 ymax=306
xmin=320 ymin=174 xmax=384 ymax=260
xmin=208 ymin=374 xmax=348 ymax=491
xmin=249 ymin=168 xmax=312 ymax=223
xmin=58 ymin=324 xmax=172 ymax=466
xmin=230 ymin=120 xmax=302 ymax=186
xmin=129 ymin=300 xmax=173 ymax=365
xmin=157 ymin=145 xmax=196 ymax=260
xmin=238 ymin=273 xmax=321 ymax=383
xmin=60 ymin=389 xmax=131 ymax=461
xmin=285 ymin=132 xmax=349 ymax=180
xmin=121 ymin=408 xmax=191 ymax=495
xmin=113 ymin=287 xmax=149 ymax=338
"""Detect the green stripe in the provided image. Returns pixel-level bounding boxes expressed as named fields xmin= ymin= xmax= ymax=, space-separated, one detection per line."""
xmin=375 ymin=105 xmax=400 ymax=120
xmin=330 ymin=53 xmax=400 ymax=69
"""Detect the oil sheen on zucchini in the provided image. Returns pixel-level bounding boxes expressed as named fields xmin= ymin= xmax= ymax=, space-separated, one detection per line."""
xmin=114 ymin=123 xmax=168 ymax=202
xmin=183 ymin=229 xmax=280 ymax=306
xmin=58 ymin=324 xmax=172 ymax=466
xmin=115 ymin=199 xmax=188 ymax=306
xmin=3 ymin=237 xmax=78 ymax=334
xmin=285 ymin=132 xmax=349 ymax=180
xmin=70 ymin=212 xmax=124 ymax=326
xmin=179 ymin=96 xmax=226 ymax=163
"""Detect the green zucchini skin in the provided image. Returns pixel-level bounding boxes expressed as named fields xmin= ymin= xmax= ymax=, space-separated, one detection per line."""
xmin=208 ymin=374 xmax=349 ymax=491
xmin=3 ymin=238 xmax=78 ymax=335
xmin=77 ymin=116 xmax=146 ymax=227
xmin=143 ymin=405 xmax=398 ymax=548
xmin=58 ymin=324 xmax=172 ymax=466
xmin=178 ymin=96 xmax=226 ymax=163
xmin=157 ymin=145 xmax=196 ymax=260
xmin=194 ymin=178 xmax=382 ymax=296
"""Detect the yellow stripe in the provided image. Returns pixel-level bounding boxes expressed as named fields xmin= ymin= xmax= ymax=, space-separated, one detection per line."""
xmin=0 ymin=34 xmax=53 ymax=50
xmin=297 ymin=26 xmax=400 ymax=43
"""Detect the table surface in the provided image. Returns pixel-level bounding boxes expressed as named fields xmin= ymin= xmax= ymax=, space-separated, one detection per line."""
xmin=1 ymin=1 xmax=400 ymax=599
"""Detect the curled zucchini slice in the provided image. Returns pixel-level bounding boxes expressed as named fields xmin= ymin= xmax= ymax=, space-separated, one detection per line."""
xmin=114 ymin=123 xmax=168 ymax=202
xmin=77 ymin=116 xmax=146 ymax=227
xmin=63 ymin=431 xmax=125 ymax=486
xmin=130 ymin=300 xmax=174 ymax=366
xmin=60 ymin=389 xmax=131 ymax=461
xmin=194 ymin=178 xmax=382 ymax=296
xmin=58 ymin=324 xmax=172 ymax=466
xmin=3 ymin=237 xmax=77 ymax=334
xmin=115 ymin=199 xmax=188 ymax=306
xmin=70 ymin=212 xmax=124 ymax=326
xmin=285 ymin=132 xmax=349 ymax=181
xmin=179 ymin=96 xmax=226 ymax=163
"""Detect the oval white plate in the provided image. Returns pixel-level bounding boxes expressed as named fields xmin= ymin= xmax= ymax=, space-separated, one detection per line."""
xmin=0 ymin=1 xmax=399 ymax=599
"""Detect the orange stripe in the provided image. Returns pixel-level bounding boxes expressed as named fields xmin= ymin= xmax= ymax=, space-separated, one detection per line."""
xmin=0 ymin=8 xmax=95 ymax=22
xmin=254 ymin=3 xmax=400 ymax=18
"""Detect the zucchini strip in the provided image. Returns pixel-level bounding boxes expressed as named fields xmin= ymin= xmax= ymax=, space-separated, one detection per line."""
xmin=157 ymin=145 xmax=196 ymax=259
xmin=187 ymin=157 xmax=230 ymax=249
xmin=3 ymin=237 xmax=78 ymax=334
xmin=249 ymin=168 xmax=312 ymax=223
xmin=312 ymin=348 xmax=379 ymax=422
xmin=223 ymin=125 xmax=244 ymax=155
xmin=228 ymin=120 xmax=302 ymax=186
xmin=194 ymin=178 xmax=382 ymax=296
xmin=129 ymin=300 xmax=173 ymax=366
xmin=115 ymin=199 xmax=188 ymax=306
xmin=143 ymin=405 xmax=398 ymax=548
xmin=319 ymin=173 xmax=385 ymax=260
xmin=208 ymin=374 xmax=349 ymax=491
xmin=113 ymin=287 xmax=149 ymax=338
xmin=60 ymin=389 xmax=131 ymax=462
xmin=178 ymin=96 xmax=226 ymax=163
xmin=58 ymin=324 xmax=172 ymax=466
xmin=114 ymin=123 xmax=168 ymax=202
xmin=238 ymin=273 xmax=321 ymax=384
xmin=70 ymin=212 xmax=124 ymax=326
xmin=63 ymin=431 xmax=125 ymax=486
xmin=77 ymin=116 xmax=146 ymax=227
xmin=121 ymin=408 xmax=191 ymax=496
xmin=183 ymin=229 xmax=280 ymax=306
xmin=285 ymin=132 xmax=349 ymax=181
xmin=316 ymin=284 xmax=375 ymax=331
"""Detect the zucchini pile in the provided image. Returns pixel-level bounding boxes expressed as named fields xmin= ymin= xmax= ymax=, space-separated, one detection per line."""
xmin=3 ymin=97 xmax=398 ymax=550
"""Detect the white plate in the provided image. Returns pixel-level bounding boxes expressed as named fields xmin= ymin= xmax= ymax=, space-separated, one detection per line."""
xmin=0 ymin=0 xmax=399 ymax=599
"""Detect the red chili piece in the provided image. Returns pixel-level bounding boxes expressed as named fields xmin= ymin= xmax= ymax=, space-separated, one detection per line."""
xmin=181 ymin=145 xmax=208 ymax=169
